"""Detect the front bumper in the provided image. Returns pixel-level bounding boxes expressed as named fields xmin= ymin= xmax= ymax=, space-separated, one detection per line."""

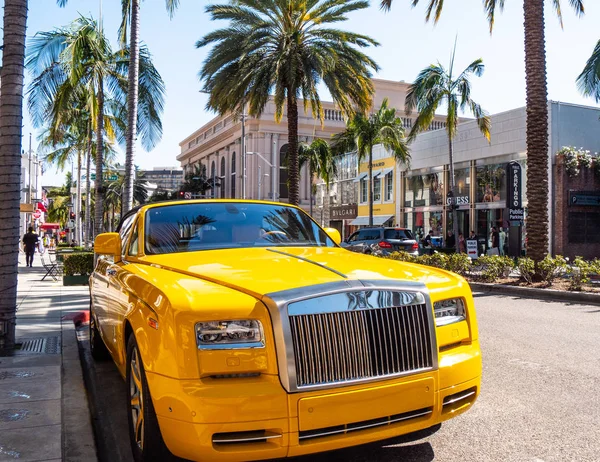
xmin=145 ymin=341 xmax=481 ymax=461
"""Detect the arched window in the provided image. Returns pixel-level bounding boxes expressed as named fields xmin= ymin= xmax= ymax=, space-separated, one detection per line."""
xmin=279 ymin=144 xmax=289 ymax=200
xmin=231 ymin=152 xmax=236 ymax=198
xmin=220 ymin=157 xmax=226 ymax=198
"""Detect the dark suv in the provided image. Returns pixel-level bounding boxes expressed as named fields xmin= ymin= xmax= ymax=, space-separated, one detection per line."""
xmin=341 ymin=227 xmax=419 ymax=256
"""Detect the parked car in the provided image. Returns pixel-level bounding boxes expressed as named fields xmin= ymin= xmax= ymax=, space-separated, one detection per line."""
xmin=90 ymin=200 xmax=481 ymax=462
xmin=342 ymin=227 xmax=419 ymax=256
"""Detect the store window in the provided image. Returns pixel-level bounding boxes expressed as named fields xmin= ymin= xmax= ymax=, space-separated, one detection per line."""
xmin=408 ymin=211 xmax=443 ymax=242
xmin=451 ymin=168 xmax=470 ymax=203
xmin=476 ymin=164 xmax=506 ymax=203
xmin=373 ymin=175 xmax=381 ymax=201
xmin=231 ymin=152 xmax=236 ymax=198
xmin=385 ymin=171 xmax=393 ymax=201
xmin=404 ymin=171 xmax=444 ymax=207
xmin=360 ymin=177 xmax=367 ymax=203
xmin=568 ymin=212 xmax=600 ymax=243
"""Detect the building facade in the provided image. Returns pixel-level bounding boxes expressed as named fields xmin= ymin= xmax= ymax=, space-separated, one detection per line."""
xmin=319 ymin=101 xmax=600 ymax=256
xmin=176 ymin=79 xmax=447 ymax=210
xmin=140 ymin=167 xmax=184 ymax=192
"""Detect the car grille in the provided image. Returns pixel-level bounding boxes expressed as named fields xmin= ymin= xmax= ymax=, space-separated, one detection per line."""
xmin=289 ymin=303 xmax=434 ymax=388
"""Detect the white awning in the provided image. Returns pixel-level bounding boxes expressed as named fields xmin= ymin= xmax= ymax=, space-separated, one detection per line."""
xmin=349 ymin=215 xmax=394 ymax=226
xmin=371 ymin=169 xmax=383 ymax=179
xmin=381 ymin=167 xmax=394 ymax=177
xmin=353 ymin=172 xmax=368 ymax=183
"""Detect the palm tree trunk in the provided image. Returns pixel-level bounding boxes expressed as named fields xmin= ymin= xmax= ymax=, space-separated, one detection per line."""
xmin=94 ymin=76 xmax=105 ymax=237
xmin=76 ymin=150 xmax=82 ymax=245
xmin=85 ymin=128 xmax=92 ymax=245
xmin=523 ymin=0 xmax=549 ymax=263
xmin=287 ymin=90 xmax=300 ymax=206
xmin=0 ymin=0 xmax=28 ymax=351
xmin=123 ymin=0 xmax=140 ymax=215
xmin=368 ymin=147 xmax=374 ymax=227
xmin=448 ymin=132 xmax=459 ymax=253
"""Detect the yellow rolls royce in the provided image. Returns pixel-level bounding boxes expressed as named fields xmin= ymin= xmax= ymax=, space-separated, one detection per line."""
xmin=90 ymin=200 xmax=481 ymax=462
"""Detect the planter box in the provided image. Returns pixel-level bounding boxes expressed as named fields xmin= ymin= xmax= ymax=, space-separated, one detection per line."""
xmin=63 ymin=274 xmax=90 ymax=286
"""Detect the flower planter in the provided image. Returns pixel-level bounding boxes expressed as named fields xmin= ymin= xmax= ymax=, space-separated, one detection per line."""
xmin=63 ymin=274 xmax=90 ymax=286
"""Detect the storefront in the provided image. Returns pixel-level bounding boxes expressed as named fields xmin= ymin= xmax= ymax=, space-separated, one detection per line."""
xmin=330 ymin=204 xmax=358 ymax=240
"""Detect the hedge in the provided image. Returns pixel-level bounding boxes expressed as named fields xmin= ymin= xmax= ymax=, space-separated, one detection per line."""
xmin=63 ymin=252 xmax=95 ymax=276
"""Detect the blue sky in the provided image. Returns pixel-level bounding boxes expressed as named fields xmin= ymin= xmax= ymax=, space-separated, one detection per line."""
xmin=22 ymin=0 xmax=600 ymax=186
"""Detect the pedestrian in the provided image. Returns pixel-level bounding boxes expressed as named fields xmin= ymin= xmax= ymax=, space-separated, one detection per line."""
xmin=499 ymin=227 xmax=506 ymax=256
xmin=458 ymin=233 xmax=466 ymax=253
xmin=491 ymin=226 xmax=500 ymax=249
xmin=22 ymin=227 xmax=39 ymax=267
xmin=446 ymin=230 xmax=456 ymax=249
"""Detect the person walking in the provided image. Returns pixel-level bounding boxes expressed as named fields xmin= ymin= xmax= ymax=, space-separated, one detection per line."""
xmin=499 ymin=227 xmax=506 ymax=256
xmin=22 ymin=227 xmax=39 ymax=267
xmin=458 ymin=233 xmax=466 ymax=253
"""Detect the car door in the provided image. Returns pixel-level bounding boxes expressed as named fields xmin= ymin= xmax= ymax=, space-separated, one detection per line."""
xmin=343 ymin=231 xmax=361 ymax=252
xmin=102 ymin=214 xmax=137 ymax=361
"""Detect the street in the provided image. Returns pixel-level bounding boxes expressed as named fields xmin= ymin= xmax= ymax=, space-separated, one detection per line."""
xmin=78 ymin=292 xmax=600 ymax=462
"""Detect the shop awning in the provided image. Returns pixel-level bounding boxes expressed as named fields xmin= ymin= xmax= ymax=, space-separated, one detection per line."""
xmin=353 ymin=172 xmax=368 ymax=183
xmin=349 ymin=215 xmax=394 ymax=226
xmin=380 ymin=167 xmax=394 ymax=177
xmin=40 ymin=223 xmax=60 ymax=229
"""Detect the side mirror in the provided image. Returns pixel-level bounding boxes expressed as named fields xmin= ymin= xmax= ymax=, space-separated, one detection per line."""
xmin=94 ymin=233 xmax=121 ymax=262
xmin=323 ymin=227 xmax=342 ymax=246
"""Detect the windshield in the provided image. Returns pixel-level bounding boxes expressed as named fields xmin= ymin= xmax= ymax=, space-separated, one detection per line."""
xmin=144 ymin=202 xmax=335 ymax=254
xmin=384 ymin=229 xmax=414 ymax=240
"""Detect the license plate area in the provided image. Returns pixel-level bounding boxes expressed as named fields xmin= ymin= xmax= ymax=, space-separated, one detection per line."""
xmin=297 ymin=376 xmax=434 ymax=431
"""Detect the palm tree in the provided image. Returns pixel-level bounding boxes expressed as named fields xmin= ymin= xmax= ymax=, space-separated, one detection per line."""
xmin=0 ymin=0 xmax=70 ymax=351
xmin=577 ymin=39 xmax=600 ymax=101
xmin=197 ymin=0 xmax=379 ymax=206
xmin=405 ymin=48 xmax=491 ymax=252
xmin=119 ymin=0 xmax=178 ymax=215
xmin=180 ymin=164 xmax=220 ymax=197
xmin=26 ymin=16 xmax=165 ymax=239
xmin=380 ymin=0 xmax=585 ymax=263
xmin=299 ymin=139 xmax=338 ymax=219
xmin=331 ymin=98 xmax=410 ymax=227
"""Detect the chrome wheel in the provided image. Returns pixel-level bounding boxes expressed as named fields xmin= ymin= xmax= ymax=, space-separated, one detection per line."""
xmin=129 ymin=346 xmax=144 ymax=450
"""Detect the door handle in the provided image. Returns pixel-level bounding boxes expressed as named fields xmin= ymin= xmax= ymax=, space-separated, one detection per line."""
xmin=106 ymin=268 xmax=117 ymax=277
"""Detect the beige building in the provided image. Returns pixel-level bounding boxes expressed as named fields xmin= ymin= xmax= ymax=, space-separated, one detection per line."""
xmin=176 ymin=79 xmax=447 ymax=210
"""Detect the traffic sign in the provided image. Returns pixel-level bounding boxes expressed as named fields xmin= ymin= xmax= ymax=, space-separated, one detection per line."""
xmin=184 ymin=192 xmax=192 ymax=200
xmin=33 ymin=210 xmax=42 ymax=219
xmin=90 ymin=173 xmax=119 ymax=181
xmin=67 ymin=220 xmax=75 ymax=229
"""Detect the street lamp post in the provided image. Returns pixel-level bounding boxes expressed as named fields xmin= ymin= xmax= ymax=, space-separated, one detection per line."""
xmin=246 ymin=151 xmax=274 ymax=201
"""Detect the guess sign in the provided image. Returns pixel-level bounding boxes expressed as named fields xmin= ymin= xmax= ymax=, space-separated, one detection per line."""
xmin=446 ymin=196 xmax=469 ymax=206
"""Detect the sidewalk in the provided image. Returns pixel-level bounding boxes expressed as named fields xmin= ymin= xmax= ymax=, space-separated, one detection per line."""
xmin=0 ymin=255 xmax=96 ymax=462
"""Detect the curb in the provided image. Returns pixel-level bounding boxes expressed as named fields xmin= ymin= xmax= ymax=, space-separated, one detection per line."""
xmin=61 ymin=320 xmax=98 ymax=461
xmin=469 ymin=282 xmax=600 ymax=306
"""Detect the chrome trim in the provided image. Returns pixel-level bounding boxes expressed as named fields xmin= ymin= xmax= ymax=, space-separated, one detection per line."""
xmin=198 ymin=341 xmax=265 ymax=350
xmin=443 ymin=389 xmax=476 ymax=406
xmin=262 ymin=279 xmax=438 ymax=393
xmin=212 ymin=432 xmax=282 ymax=444
xmin=266 ymin=248 xmax=348 ymax=278
xmin=298 ymin=408 xmax=433 ymax=441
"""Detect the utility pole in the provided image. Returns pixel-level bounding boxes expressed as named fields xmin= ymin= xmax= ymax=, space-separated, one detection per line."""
xmin=28 ymin=133 xmax=32 ymax=227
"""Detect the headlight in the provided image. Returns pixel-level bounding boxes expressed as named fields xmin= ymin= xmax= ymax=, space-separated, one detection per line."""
xmin=195 ymin=320 xmax=264 ymax=350
xmin=433 ymin=298 xmax=466 ymax=326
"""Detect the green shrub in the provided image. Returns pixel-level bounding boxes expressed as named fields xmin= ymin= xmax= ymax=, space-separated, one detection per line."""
xmin=63 ymin=253 xmax=94 ymax=276
xmin=476 ymin=255 xmax=514 ymax=283
xmin=517 ymin=257 xmax=535 ymax=284
xmin=537 ymin=255 xmax=567 ymax=284
xmin=446 ymin=253 xmax=472 ymax=276
xmin=387 ymin=251 xmax=420 ymax=264
xmin=420 ymin=252 xmax=449 ymax=270
xmin=567 ymin=256 xmax=593 ymax=291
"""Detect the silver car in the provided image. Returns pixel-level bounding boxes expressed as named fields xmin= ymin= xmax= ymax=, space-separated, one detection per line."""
xmin=342 ymin=227 xmax=419 ymax=256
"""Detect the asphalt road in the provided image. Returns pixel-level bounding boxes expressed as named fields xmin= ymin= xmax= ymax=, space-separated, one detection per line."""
xmin=77 ymin=293 xmax=600 ymax=462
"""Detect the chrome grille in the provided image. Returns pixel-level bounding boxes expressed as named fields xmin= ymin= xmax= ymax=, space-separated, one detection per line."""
xmin=289 ymin=304 xmax=433 ymax=388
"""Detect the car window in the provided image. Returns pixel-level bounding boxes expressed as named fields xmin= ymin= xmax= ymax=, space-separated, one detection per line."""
xmin=358 ymin=229 xmax=381 ymax=241
xmin=384 ymin=229 xmax=413 ymax=240
xmin=119 ymin=215 xmax=136 ymax=256
xmin=347 ymin=232 xmax=359 ymax=243
xmin=144 ymin=202 xmax=335 ymax=255
xmin=128 ymin=224 xmax=139 ymax=256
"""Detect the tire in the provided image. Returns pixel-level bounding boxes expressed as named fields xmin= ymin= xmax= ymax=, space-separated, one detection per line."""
xmin=126 ymin=334 xmax=173 ymax=462
xmin=89 ymin=306 xmax=110 ymax=361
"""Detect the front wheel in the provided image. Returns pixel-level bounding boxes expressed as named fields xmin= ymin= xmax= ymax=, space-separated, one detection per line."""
xmin=126 ymin=334 xmax=173 ymax=462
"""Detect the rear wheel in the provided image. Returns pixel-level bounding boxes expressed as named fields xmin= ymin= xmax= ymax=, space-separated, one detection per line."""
xmin=126 ymin=334 xmax=173 ymax=462
xmin=89 ymin=306 xmax=110 ymax=360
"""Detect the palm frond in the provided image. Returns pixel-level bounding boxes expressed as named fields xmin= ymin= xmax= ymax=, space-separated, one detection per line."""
xmin=577 ymin=38 xmax=600 ymax=102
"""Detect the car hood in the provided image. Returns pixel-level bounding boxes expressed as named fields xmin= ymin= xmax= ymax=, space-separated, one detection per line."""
xmin=141 ymin=247 xmax=462 ymax=298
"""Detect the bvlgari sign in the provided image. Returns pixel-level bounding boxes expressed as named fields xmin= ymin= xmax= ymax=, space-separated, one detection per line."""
xmin=506 ymin=161 xmax=523 ymax=223
xmin=331 ymin=204 xmax=358 ymax=220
